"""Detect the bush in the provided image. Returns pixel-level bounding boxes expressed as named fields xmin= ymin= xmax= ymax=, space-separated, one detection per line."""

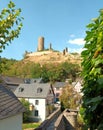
xmin=60 ymin=84 xmax=82 ymax=110
xmin=20 ymin=98 xmax=31 ymax=122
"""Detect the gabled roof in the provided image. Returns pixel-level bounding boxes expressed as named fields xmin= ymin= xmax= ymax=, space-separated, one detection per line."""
xmin=14 ymin=83 xmax=53 ymax=98
xmin=0 ymin=76 xmax=25 ymax=92
xmin=53 ymin=82 xmax=68 ymax=88
xmin=0 ymin=84 xmax=25 ymax=120
xmin=1 ymin=76 xmax=24 ymax=85
xmin=23 ymin=78 xmax=43 ymax=84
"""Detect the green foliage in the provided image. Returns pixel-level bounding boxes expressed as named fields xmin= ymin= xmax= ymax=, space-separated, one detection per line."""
xmin=20 ymin=98 xmax=31 ymax=123
xmin=41 ymin=62 xmax=80 ymax=82
xmin=1 ymin=57 xmax=80 ymax=82
xmin=22 ymin=123 xmax=40 ymax=129
xmin=60 ymin=84 xmax=81 ymax=110
xmin=46 ymin=104 xmax=55 ymax=114
xmin=0 ymin=58 xmax=17 ymax=74
xmin=40 ymin=65 xmax=49 ymax=82
xmin=81 ymin=9 xmax=103 ymax=129
xmin=1 ymin=59 xmax=41 ymax=78
xmin=77 ymin=107 xmax=85 ymax=129
xmin=0 ymin=1 xmax=23 ymax=53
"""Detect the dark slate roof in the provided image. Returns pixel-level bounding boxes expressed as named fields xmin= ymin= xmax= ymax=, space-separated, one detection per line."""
xmin=0 ymin=76 xmax=25 ymax=92
xmin=5 ymin=85 xmax=18 ymax=92
xmin=1 ymin=76 xmax=24 ymax=85
xmin=0 ymin=84 xmax=25 ymax=120
xmin=14 ymin=83 xmax=53 ymax=98
xmin=53 ymin=82 xmax=68 ymax=88
xmin=23 ymin=78 xmax=43 ymax=84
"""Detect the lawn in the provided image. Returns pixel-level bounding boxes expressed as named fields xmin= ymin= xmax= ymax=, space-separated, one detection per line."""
xmin=22 ymin=122 xmax=40 ymax=130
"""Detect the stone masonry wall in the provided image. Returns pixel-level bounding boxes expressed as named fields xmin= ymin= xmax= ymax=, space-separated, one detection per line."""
xmin=54 ymin=114 xmax=65 ymax=130
xmin=35 ymin=108 xmax=61 ymax=130
xmin=63 ymin=109 xmax=78 ymax=130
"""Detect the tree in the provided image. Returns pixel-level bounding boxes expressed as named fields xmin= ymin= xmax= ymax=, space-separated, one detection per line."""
xmin=40 ymin=62 xmax=80 ymax=83
xmin=20 ymin=98 xmax=31 ymax=122
xmin=41 ymin=65 xmax=49 ymax=83
xmin=81 ymin=9 xmax=103 ymax=129
xmin=31 ymin=63 xmax=42 ymax=78
xmin=60 ymin=84 xmax=81 ymax=111
xmin=0 ymin=57 xmax=17 ymax=75
xmin=0 ymin=1 xmax=23 ymax=53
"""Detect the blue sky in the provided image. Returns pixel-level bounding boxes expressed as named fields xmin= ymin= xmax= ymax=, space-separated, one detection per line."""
xmin=0 ymin=0 xmax=103 ymax=60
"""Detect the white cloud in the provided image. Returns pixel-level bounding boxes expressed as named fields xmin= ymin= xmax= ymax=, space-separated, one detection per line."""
xmin=68 ymin=38 xmax=85 ymax=45
xmin=69 ymin=34 xmax=75 ymax=38
xmin=68 ymin=47 xmax=84 ymax=54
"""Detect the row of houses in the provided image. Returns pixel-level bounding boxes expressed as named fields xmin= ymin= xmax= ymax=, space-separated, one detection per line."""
xmin=0 ymin=75 xmax=82 ymax=130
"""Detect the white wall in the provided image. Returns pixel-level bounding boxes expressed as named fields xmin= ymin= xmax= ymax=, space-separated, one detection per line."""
xmin=28 ymin=99 xmax=46 ymax=121
xmin=28 ymin=98 xmax=46 ymax=122
xmin=0 ymin=113 xmax=23 ymax=130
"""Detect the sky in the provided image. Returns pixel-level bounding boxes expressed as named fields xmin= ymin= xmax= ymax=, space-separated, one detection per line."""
xmin=0 ymin=0 xmax=103 ymax=60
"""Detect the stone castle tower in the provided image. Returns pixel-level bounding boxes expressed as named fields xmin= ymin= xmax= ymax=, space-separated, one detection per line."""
xmin=37 ymin=37 xmax=44 ymax=51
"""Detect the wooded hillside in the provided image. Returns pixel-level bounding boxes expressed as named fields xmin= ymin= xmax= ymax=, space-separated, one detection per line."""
xmin=1 ymin=51 xmax=82 ymax=82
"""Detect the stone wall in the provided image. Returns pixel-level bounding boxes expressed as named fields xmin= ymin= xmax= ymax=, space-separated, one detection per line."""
xmin=54 ymin=109 xmax=78 ymax=130
xmin=63 ymin=109 xmax=78 ymax=130
xmin=35 ymin=108 xmax=78 ymax=130
xmin=54 ymin=114 xmax=65 ymax=130
xmin=35 ymin=108 xmax=61 ymax=130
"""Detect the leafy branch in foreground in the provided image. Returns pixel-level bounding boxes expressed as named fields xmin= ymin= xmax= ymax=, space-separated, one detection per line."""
xmin=81 ymin=9 xmax=103 ymax=129
xmin=0 ymin=1 xmax=23 ymax=52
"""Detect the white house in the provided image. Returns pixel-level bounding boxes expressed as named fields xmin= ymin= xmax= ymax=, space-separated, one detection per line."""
xmin=0 ymin=84 xmax=25 ymax=130
xmin=14 ymin=82 xmax=55 ymax=122
xmin=74 ymin=81 xmax=82 ymax=93
xmin=72 ymin=79 xmax=83 ymax=95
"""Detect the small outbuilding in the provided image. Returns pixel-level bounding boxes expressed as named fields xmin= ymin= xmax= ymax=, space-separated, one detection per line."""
xmin=0 ymin=84 xmax=25 ymax=130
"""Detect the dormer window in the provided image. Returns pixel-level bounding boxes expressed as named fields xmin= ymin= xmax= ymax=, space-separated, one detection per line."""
xmin=19 ymin=87 xmax=24 ymax=92
xmin=24 ymin=79 xmax=30 ymax=84
xmin=37 ymin=88 xmax=42 ymax=93
xmin=34 ymin=80 xmax=36 ymax=83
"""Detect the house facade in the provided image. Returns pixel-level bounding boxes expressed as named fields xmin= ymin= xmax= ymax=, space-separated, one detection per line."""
xmin=0 ymin=114 xmax=23 ymax=130
xmin=14 ymin=83 xmax=55 ymax=122
xmin=0 ymin=84 xmax=25 ymax=130
xmin=72 ymin=79 xmax=83 ymax=95
xmin=53 ymin=82 xmax=68 ymax=103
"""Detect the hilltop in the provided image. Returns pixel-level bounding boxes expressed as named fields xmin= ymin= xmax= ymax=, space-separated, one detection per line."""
xmin=1 ymin=36 xmax=82 ymax=79
xmin=23 ymin=36 xmax=82 ymax=65
xmin=24 ymin=50 xmax=82 ymax=65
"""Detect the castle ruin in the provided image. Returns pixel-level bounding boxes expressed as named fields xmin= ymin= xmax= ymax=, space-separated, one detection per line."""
xmin=37 ymin=36 xmax=44 ymax=51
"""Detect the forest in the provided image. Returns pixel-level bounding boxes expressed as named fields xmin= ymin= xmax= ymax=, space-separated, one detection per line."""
xmin=0 ymin=57 xmax=81 ymax=83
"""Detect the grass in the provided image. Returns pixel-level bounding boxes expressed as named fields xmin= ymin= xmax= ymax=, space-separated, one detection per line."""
xmin=22 ymin=122 xmax=40 ymax=130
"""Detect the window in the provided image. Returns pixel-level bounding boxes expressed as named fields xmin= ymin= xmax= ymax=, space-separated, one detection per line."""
xmin=34 ymin=110 xmax=38 ymax=117
xmin=46 ymin=99 xmax=49 ymax=105
xmin=56 ymin=93 xmax=60 ymax=97
xmin=49 ymin=89 xmax=52 ymax=94
xmin=37 ymin=88 xmax=42 ymax=93
xmin=19 ymin=87 xmax=24 ymax=92
xmin=35 ymin=100 xmax=39 ymax=105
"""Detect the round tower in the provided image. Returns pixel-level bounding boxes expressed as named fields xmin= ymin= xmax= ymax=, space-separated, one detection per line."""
xmin=38 ymin=37 xmax=44 ymax=51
